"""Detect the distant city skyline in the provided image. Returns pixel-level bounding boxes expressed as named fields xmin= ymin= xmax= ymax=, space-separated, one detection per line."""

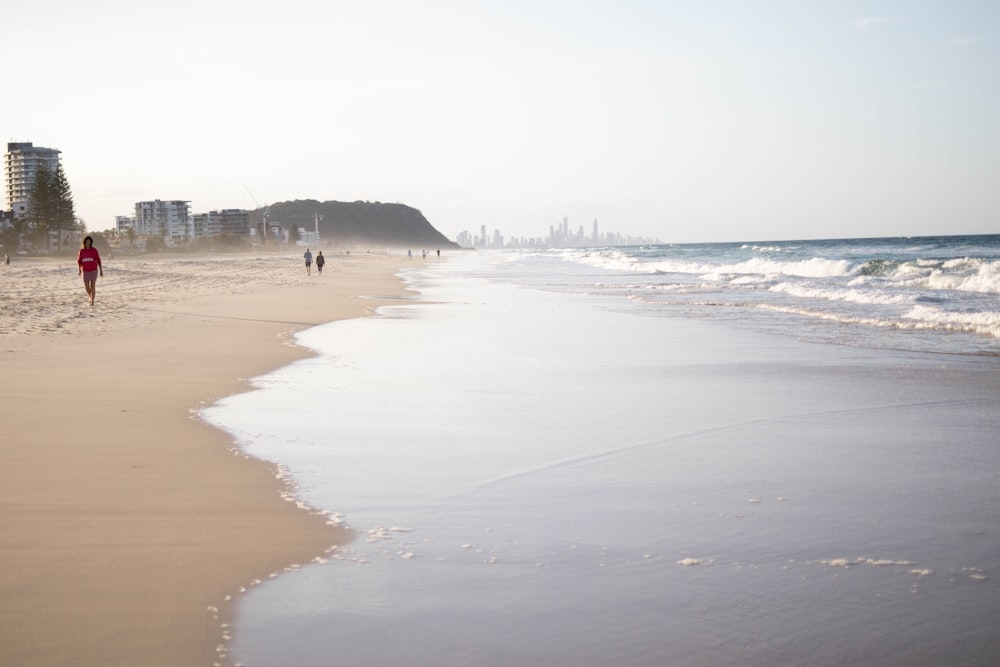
xmin=457 ymin=217 xmax=660 ymax=249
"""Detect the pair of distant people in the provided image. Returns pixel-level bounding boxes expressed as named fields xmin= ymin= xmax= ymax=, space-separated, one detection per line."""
xmin=304 ymin=249 xmax=325 ymax=275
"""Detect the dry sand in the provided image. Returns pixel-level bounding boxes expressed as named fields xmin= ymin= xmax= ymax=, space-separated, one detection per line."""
xmin=0 ymin=250 xmax=414 ymax=666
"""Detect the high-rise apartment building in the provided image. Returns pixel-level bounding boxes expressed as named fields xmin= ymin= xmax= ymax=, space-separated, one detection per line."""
xmin=135 ymin=200 xmax=191 ymax=241
xmin=4 ymin=142 xmax=61 ymax=217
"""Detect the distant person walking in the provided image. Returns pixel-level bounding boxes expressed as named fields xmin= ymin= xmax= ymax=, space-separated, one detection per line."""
xmin=77 ymin=235 xmax=103 ymax=306
xmin=316 ymin=251 xmax=325 ymax=274
xmin=303 ymin=248 xmax=313 ymax=275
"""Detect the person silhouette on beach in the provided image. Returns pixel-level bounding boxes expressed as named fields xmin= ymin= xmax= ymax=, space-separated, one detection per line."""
xmin=77 ymin=236 xmax=103 ymax=306
xmin=316 ymin=251 xmax=325 ymax=274
xmin=303 ymin=248 xmax=313 ymax=275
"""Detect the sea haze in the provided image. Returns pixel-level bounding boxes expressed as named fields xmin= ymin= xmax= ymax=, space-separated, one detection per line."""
xmin=202 ymin=241 xmax=1000 ymax=667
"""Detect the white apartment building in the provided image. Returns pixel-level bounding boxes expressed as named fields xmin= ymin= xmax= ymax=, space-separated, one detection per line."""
xmin=4 ymin=142 xmax=61 ymax=218
xmin=134 ymin=200 xmax=191 ymax=242
xmin=116 ymin=215 xmax=136 ymax=235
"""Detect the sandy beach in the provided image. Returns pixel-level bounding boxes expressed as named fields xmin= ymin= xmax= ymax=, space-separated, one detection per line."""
xmin=0 ymin=250 xmax=412 ymax=666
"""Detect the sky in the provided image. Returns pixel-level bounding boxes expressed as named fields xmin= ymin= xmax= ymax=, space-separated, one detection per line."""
xmin=4 ymin=0 xmax=998 ymax=244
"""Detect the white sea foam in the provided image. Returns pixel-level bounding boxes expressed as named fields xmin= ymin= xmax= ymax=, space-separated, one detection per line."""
xmin=565 ymin=249 xmax=665 ymax=274
xmin=741 ymin=244 xmax=786 ymax=252
xmin=568 ymin=249 xmax=854 ymax=280
xmin=702 ymin=257 xmax=853 ymax=280
xmin=769 ymin=282 xmax=914 ymax=305
xmin=903 ymin=305 xmax=1000 ymax=339
xmin=820 ymin=557 xmax=918 ymax=569
xmin=753 ymin=303 xmax=900 ymax=329
xmin=745 ymin=300 xmax=1000 ymax=341
xmin=925 ymin=260 xmax=1000 ymax=294
xmin=647 ymin=259 xmax=719 ymax=275
xmin=862 ymin=558 xmax=916 ymax=567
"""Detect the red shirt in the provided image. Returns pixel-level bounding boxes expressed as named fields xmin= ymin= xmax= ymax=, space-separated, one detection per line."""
xmin=78 ymin=247 xmax=102 ymax=272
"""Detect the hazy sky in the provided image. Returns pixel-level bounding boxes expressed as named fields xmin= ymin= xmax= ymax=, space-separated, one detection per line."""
xmin=4 ymin=0 xmax=998 ymax=243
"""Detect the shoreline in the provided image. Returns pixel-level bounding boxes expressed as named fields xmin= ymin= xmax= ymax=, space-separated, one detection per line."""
xmin=0 ymin=251 xmax=417 ymax=666
xmin=210 ymin=250 xmax=1000 ymax=667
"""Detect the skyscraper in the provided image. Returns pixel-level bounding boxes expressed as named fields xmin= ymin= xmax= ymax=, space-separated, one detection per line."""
xmin=4 ymin=142 xmax=62 ymax=217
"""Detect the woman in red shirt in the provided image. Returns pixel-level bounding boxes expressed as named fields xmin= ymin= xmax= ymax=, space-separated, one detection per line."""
xmin=77 ymin=236 xmax=103 ymax=306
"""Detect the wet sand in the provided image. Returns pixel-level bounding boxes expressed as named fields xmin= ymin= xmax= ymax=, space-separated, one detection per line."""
xmin=0 ymin=251 xmax=411 ymax=666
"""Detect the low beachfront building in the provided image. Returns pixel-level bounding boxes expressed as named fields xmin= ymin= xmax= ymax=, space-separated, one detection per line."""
xmin=191 ymin=209 xmax=251 ymax=238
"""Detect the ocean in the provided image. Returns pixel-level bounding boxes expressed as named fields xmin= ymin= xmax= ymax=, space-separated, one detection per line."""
xmin=492 ymin=234 xmax=1000 ymax=355
xmin=202 ymin=235 xmax=1000 ymax=667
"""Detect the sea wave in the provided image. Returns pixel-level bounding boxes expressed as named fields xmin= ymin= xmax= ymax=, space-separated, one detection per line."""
xmin=517 ymin=238 xmax=1000 ymax=354
xmin=749 ymin=302 xmax=1000 ymax=340
xmin=572 ymin=250 xmax=858 ymax=280
xmin=903 ymin=305 xmax=1000 ymax=339
xmin=924 ymin=260 xmax=1000 ymax=294
xmin=748 ymin=303 xmax=1000 ymax=340
xmin=768 ymin=282 xmax=914 ymax=305
xmin=740 ymin=244 xmax=787 ymax=252
xmin=562 ymin=248 xmax=998 ymax=288
xmin=858 ymin=259 xmax=900 ymax=276
xmin=703 ymin=257 xmax=853 ymax=279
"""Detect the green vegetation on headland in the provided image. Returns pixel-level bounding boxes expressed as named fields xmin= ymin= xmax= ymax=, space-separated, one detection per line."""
xmin=255 ymin=199 xmax=458 ymax=249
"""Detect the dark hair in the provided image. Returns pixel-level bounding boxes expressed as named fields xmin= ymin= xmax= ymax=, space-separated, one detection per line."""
xmin=82 ymin=235 xmax=93 ymax=247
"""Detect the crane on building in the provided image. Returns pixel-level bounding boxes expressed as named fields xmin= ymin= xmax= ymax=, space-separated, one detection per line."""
xmin=243 ymin=184 xmax=270 ymax=241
